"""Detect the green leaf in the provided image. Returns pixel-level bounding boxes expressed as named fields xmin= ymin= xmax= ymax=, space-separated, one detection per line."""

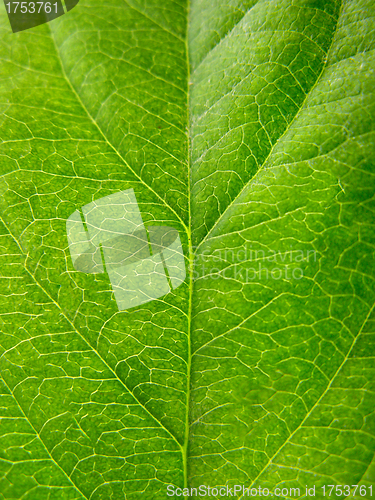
xmin=0 ymin=0 xmax=374 ymax=498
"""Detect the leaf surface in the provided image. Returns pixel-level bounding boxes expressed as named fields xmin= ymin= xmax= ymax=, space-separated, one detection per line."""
xmin=0 ymin=0 xmax=374 ymax=498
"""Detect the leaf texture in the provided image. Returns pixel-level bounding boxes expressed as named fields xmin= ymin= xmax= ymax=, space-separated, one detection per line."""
xmin=0 ymin=0 xmax=374 ymax=498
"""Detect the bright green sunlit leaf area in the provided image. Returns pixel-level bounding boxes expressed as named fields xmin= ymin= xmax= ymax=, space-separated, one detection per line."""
xmin=0 ymin=0 xmax=374 ymax=498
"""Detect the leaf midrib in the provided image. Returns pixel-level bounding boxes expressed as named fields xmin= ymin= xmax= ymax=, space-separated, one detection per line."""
xmin=184 ymin=0 xmax=193 ymax=488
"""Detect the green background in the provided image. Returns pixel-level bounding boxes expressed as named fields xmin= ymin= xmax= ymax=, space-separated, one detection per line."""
xmin=0 ymin=0 xmax=374 ymax=498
